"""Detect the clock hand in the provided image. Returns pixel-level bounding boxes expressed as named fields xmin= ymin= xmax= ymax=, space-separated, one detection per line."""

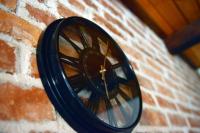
xmin=99 ymin=42 xmax=110 ymax=99
xmin=100 ymin=65 xmax=109 ymax=99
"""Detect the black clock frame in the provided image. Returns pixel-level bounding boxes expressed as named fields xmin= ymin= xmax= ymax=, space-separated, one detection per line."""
xmin=37 ymin=17 xmax=142 ymax=133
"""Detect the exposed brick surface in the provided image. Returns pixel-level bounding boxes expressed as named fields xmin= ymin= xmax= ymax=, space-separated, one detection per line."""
xmin=37 ymin=0 xmax=45 ymax=3
xmin=26 ymin=4 xmax=56 ymax=25
xmin=104 ymin=12 xmax=133 ymax=36
xmin=0 ymin=83 xmax=54 ymax=121
xmin=30 ymin=54 xmax=39 ymax=78
xmin=168 ymin=114 xmax=187 ymax=126
xmin=57 ymin=2 xmax=77 ymax=17
xmin=156 ymin=96 xmax=177 ymax=110
xmin=0 ymin=0 xmax=200 ymax=132
xmin=0 ymin=40 xmax=15 ymax=73
xmin=0 ymin=9 xmax=42 ymax=47
xmin=170 ymin=131 xmax=184 ymax=133
xmin=0 ymin=0 xmax=17 ymax=10
xmin=140 ymin=108 xmax=168 ymax=126
xmin=98 ymin=0 xmax=122 ymax=18
xmin=146 ymin=57 xmax=162 ymax=72
xmin=93 ymin=14 xmax=124 ymax=39
xmin=178 ymin=104 xmax=192 ymax=114
xmin=138 ymin=75 xmax=154 ymax=90
xmin=141 ymin=90 xmax=155 ymax=105
xmin=188 ymin=118 xmax=200 ymax=128
xmin=84 ymin=0 xmax=98 ymax=10
xmin=142 ymin=66 xmax=163 ymax=81
xmin=119 ymin=44 xmax=144 ymax=61
xmin=68 ymin=0 xmax=85 ymax=11
xmin=156 ymin=83 xmax=174 ymax=98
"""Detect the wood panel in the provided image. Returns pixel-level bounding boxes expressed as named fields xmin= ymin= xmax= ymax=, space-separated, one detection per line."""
xmin=135 ymin=0 xmax=174 ymax=36
xmin=174 ymin=0 xmax=200 ymax=23
xmin=183 ymin=43 xmax=200 ymax=68
xmin=149 ymin=0 xmax=188 ymax=31
xmin=165 ymin=20 xmax=200 ymax=54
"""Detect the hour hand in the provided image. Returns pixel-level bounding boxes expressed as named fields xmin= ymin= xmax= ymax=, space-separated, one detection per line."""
xmin=100 ymin=65 xmax=106 ymax=80
xmin=99 ymin=65 xmax=109 ymax=99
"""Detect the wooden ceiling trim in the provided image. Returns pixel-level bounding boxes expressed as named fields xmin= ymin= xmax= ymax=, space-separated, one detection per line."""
xmin=197 ymin=0 xmax=200 ymax=10
xmin=149 ymin=0 xmax=188 ymax=31
xmin=135 ymin=0 xmax=174 ymax=36
xmin=182 ymin=43 xmax=200 ymax=68
xmin=174 ymin=0 xmax=200 ymax=23
xmin=165 ymin=19 xmax=200 ymax=54
xmin=173 ymin=0 xmax=190 ymax=24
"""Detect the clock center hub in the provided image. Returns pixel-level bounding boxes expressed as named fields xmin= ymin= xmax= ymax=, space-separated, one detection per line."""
xmin=81 ymin=49 xmax=118 ymax=98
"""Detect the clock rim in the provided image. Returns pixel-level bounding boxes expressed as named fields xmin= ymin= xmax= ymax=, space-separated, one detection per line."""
xmin=37 ymin=16 xmax=142 ymax=133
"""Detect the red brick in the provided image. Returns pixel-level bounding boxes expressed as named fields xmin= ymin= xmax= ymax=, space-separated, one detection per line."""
xmin=127 ymin=20 xmax=144 ymax=37
xmin=130 ymin=61 xmax=139 ymax=70
xmin=178 ymin=104 xmax=192 ymax=114
xmin=99 ymin=0 xmax=122 ymax=18
xmin=93 ymin=14 xmax=124 ymax=39
xmin=104 ymin=12 xmax=133 ymax=36
xmin=31 ymin=54 xmax=39 ymax=78
xmin=0 ymin=0 xmax=17 ymax=10
xmin=119 ymin=45 xmax=144 ymax=61
xmin=0 ymin=9 xmax=42 ymax=47
xmin=156 ymin=83 xmax=174 ymax=98
xmin=26 ymin=4 xmax=56 ymax=25
xmin=57 ymin=2 xmax=78 ymax=17
xmin=170 ymin=131 xmax=184 ymax=133
xmin=142 ymin=66 xmax=163 ymax=81
xmin=68 ymin=0 xmax=85 ymax=11
xmin=146 ymin=57 xmax=162 ymax=72
xmin=168 ymin=114 xmax=187 ymax=126
xmin=189 ymin=130 xmax=200 ymax=133
xmin=188 ymin=118 xmax=200 ymax=128
xmin=137 ymin=75 xmax=154 ymax=90
xmin=164 ymin=78 xmax=178 ymax=89
xmin=38 ymin=0 xmax=45 ymax=3
xmin=0 ymin=83 xmax=54 ymax=121
xmin=30 ymin=130 xmax=55 ymax=133
xmin=176 ymin=92 xmax=189 ymax=103
xmin=84 ymin=0 xmax=98 ymax=10
xmin=168 ymin=71 xmax=180 ymax=82
xmin=193 ymin=110 xmax=200 ymax=116
xmin=136 ymin=43 xmax=154 ymax=58
xmin=140 ymin=108 xmax=168 ymax=126
xmin=0 ymin=40 xmax=15 ymax=73
xmin=141 ymin=90 xmax=155 ymax=105
xmin=156 ymin=96 xmax=177 ymax=110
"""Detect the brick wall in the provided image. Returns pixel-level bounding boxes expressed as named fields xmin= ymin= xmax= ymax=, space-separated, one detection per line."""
xmin=0 ymin=0 xmax=200 ymax=133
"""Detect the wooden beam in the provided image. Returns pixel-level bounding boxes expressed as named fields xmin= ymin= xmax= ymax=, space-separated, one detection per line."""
xmin=165 ymin=19 xmax=200 ymax=54
xmin=121 ymin=0 xmax=173 ymax=38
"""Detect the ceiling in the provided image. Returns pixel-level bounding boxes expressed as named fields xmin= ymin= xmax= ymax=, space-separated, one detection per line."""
xmin=121 ymin=0 xmax=200 ymax=69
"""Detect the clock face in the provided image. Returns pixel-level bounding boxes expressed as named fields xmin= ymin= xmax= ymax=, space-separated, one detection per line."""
xmin=37 ymin=17 xmax=142 ymax=133
xmin=58 ymin=19 xmax=141 ymax=128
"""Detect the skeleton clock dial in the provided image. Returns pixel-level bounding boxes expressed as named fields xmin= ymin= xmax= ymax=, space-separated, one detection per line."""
xmin=37 ymin=17 xmax=142 ymax=133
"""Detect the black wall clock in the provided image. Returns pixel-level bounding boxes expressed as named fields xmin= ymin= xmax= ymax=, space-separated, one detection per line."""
xmin=37 ymin=17 xmax=142 ymax=133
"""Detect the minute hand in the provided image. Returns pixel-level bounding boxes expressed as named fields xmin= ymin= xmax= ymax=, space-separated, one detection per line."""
xmin=100 ymin=42 xmax=110 ymax=99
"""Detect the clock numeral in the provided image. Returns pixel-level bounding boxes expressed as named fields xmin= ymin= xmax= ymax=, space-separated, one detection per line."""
xmin=59 ymin=52 xmax=80 ymax=69
xmin=105 ymin=99 xmax=117 ymax=127
xmin=60 ymin=32 xmax=82 ymax=54
xmin=87 ymin=92 xmax=100 ymax=114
